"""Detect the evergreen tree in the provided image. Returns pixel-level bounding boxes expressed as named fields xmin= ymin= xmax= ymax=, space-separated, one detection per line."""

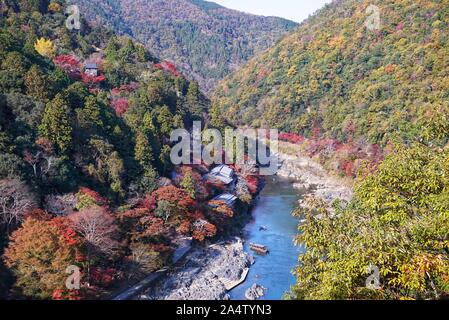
xmin=156 ymin=105 xmax=174 ymax=136
xmin=209 ymin=102 xmax=226 ymax=131
xmin=0 ymin=52 xmax=28 ymax=93
xmin=134 ymin=131 xmax=154 ymax=172
xmin=76 ymin=96 xmax=103 ymax=133
xmin=18 ymin=0 xmax=50 ymax=13
xmin=158 ymin=144 xmax=172 ymax=176
xmin=24 ymin=65 xmax=48 ymax=101
xmin=139 ymin=167 xmax=159 ymax=194
xmin=119 ymin=39 xmax=136 ymax=63
xmin=186 ymin=81 xmax=203 ymax=118
xmin=39 ymin=94 xmax=73 ymax=154
xmin=180 ymin=169 xmax=195 ymax=199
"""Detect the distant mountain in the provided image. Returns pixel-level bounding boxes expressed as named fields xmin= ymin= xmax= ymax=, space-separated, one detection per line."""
xmin=69 ymin=0 xmax=298 ymax=93
xmin=212 ymin=0 xmax=449 ymax=146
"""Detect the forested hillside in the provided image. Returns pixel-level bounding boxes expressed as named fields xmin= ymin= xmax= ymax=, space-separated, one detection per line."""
xmin=213 ymin=0 xmax=449 ymax=146
xmin=0 ymin=0 xmax=208 ymax=206
xmin=2 ymin=0 xmax=449 ymax=302
xmin=67 ymin=0 xmax=298 ymax=92
xmin=207 ymin=0 xmax=449 ymax=300
xmin=0 ymin=0 xmax=262 ymax=300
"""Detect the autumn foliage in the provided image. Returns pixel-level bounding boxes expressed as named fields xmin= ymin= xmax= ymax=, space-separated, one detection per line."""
xmin=110 ymin=97 xmax=129 ymax=116
xmin=0 ymin=0 xmax=270 ymax=300
xmin=111 ymin=83 xmax=139 ymax=95
xmin=175 ymin=166 xmax=210 ymax=201
xmin=192 ymin=220 xmax=217 ymax=242
xmin=76 ymin=187 xmax=109 ymax=210
xmin=53 ymin=55 xmax=81 ymax=79
xmin=279 ymin=133 xmax=305 ymax=144
xmin=118 ymin=183 xmax=222 ymax=245
xmin=154 ymin=61 xmax=180 ymax=77
xmin=4 ymin=217 xmax=82 ymax=299
xmin=81 ymin=73 xmax=106 ymax=87
xmin=244 ymin=176 xmax=260 ymax=195
xmin=279 ymin=131 xmax=384 ymax=178
xmin=150 ymin=186 xmax=195 ymax=211
xmin=34 ymin=38 xmax=55 ymax=58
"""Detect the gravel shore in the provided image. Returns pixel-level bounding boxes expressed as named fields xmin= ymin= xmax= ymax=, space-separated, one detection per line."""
xmin=277 ymin=152 xmax=353 ymax=206
xmin=135 ymin=150 xmax=352 ymax=300
xmin=140 ymin=238 xmax=252 ymax=300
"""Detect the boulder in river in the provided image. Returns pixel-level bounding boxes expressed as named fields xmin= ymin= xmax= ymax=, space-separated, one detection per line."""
xmin=245 ymin=284 xmax=266 ymax=300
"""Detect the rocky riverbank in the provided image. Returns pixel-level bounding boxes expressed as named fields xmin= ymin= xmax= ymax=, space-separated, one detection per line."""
xmin=135 ymin=147 xmax=352 ymax=300
xmin=139 ymin=238 xmax=252 ymax=300
xmin=277 ymin=150 xmax=353 ymax=207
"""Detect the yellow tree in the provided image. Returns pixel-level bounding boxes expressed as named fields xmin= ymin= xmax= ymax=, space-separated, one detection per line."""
xmin=48 ymin=2 xmax=62 ymax=12
xmin=34 ymin=38 xmax=55 ymax=58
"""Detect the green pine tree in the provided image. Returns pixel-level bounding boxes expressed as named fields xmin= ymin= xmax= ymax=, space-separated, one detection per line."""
xmin=24 ymin=64 xmax=48 ymax=101
xmin=187 ymin=81 xmax=204 ymax=118
xmin=135 ymin=131 xmax=154 ymax=172
xmin=76 ymin=96 xmax=103 ymax=132
xmin=209 ymin=102 xmax=226 ymax=132
xmin=180 ymin=170 xmax=196 ymax=199
xmin=39 ymin=94 xmax=73 ymax=154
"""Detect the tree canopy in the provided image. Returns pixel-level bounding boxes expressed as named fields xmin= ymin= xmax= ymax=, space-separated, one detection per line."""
xmin=291 ymin=139 xmax=449 ymax=300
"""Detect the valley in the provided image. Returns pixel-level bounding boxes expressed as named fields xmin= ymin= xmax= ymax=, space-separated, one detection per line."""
xmin=68 ymin=0 xmax=298 ymax=92
xmin=0 ymin=0 xmax=448 ymax=302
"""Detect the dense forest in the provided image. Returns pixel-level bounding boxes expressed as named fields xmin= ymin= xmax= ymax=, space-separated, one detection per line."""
xmin=1 ymin=0 xmax=449 ymax=302
xmin=0 ymin=0 xmax=260 ymax=299
xmin=213 ymin=0 xmax=449 ymax=146
xmin=211 ymin=0 xmax=449 ymax=300
xmin=67 ymin=0 xmax=298 ymax=93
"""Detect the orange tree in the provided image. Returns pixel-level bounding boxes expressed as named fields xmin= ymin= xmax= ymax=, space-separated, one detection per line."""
xmin=4 ymin=216 xmax=83 ymax=299
xmin=206 ymin=200 xmax=234 ymax=231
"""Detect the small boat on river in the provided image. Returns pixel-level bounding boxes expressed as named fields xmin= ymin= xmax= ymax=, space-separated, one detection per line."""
xmin=249 ymin=243 xmax=269 ymax=255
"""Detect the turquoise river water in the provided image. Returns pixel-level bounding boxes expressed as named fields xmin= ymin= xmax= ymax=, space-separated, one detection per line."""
xmin=230 ymin=176 xmax=305 ymax=300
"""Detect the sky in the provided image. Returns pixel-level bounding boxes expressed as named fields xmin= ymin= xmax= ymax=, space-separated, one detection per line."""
xmin=213 ymin=0 xmax=334 ymax=23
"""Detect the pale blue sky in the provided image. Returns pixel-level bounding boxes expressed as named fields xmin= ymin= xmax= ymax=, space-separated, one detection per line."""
xmin=213 ymin=0 xmax=333 ymax=23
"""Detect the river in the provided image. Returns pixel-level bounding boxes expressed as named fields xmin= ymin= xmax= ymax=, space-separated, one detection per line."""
xmin=230 ymin=176 xmax=305 ymax=300
xmin=124 ymin=152 xmax=349 ymax=301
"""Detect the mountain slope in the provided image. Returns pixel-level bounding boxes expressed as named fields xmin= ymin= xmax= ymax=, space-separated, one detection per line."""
xmin=0 ymin=1 xmax=205 ymax=200
xmin=68 ymin=0 xmax=298 ymax=92
xmin=212 ymin=0 xmax=449 ymax=146
xmin=0 ymin=0 xmax=220 ymax=299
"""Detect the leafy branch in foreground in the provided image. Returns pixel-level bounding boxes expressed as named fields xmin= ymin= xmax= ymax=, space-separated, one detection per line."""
xmin=290 ymin=142 xmax=449 ymax=300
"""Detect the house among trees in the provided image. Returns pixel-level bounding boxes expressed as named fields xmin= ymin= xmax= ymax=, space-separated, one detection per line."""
xmin=208 ymin=165 xmax=236 ymax=185
xmin=84 ymin=63 xmax=98 ymax=76
xmin=211 ymin=193 xmax=238 ymax=207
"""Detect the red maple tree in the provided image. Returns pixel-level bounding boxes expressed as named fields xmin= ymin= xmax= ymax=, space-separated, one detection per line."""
xmin=53 ymin=55 xmax=81 ymax=79
xmin=154 ymin=61 xmax=180 ymax=77
xmin=81 ymin=73 xmax=106 ymax=87
xmin=111 ymin=97 xmax=129 ymax=116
